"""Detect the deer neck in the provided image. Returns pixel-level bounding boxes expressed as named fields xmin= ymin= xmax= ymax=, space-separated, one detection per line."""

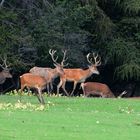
xmin=83 ymin=69 xmax=93 ymax=78
xmin=0 ymin=72 xmax=6 ymax=84
xmin=78 ymin=69 xmax=93 ymax=83
xmin=52 ymin=68 xmax=60 ymax=78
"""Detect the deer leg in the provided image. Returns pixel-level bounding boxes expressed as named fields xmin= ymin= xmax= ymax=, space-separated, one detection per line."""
xmin=36 ymin=88 xmax=42 ymax=103
xmin=36 ymin=94 xmax=42 ymax=103
xmin=0 ymin=85 xmax=3 ymax=95
xmin=47 ymin=82 xmax=53 ymax=95
xmin=80 ymin=83 xmax=86 ymax=97
xmin=40 ymin=92 xmax=45 ymax=104
xmin=50 ymin=82 xmax=53 ymax=92
xmin=61 ymin=81 xmax=69 ymax=96
xmin=19 ymin=85 xmax=25 ymax=102
xmin=57 ymin=80 xmax=69 ymax=96
xmin=70 ymin=81 xmax=77 ymax=96
xmin=27 ymin=87 xmax=31 ymax=96
xmin=57 ymin=80 xmax=62 ymax=95
xmin=47 ymin=83 xmax=51 ymax=96
xmin=40 ymin=93 xmax=45 ymax=105
xmin=37 ymin=88 xmax=45 ymax=104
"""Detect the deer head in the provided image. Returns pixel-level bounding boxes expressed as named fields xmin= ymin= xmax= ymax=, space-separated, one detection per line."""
xmin=86 ymin=52 xmax=101 ymax=75
xmin=0 ymin=54 xmax=12 ymax=84
xmin=49 ymin=49 xmax=68 ymax=75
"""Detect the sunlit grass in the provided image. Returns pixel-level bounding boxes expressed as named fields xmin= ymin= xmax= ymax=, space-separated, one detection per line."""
xmin=0 ymin=94 xmax=140 ymax=140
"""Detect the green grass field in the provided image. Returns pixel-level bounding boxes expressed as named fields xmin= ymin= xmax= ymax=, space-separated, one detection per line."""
xmin=0 ymin=95 xmax=140 ymax=140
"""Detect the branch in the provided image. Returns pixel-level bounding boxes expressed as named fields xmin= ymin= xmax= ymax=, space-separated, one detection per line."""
xmin=42 ymin=0 xmax=54 ymax=11
xmin=0 ymin=0 xmax=5 ymax=8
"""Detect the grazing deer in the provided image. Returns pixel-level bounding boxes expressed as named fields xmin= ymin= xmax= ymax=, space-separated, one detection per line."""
xmin=57 ymin=53 xmax=101 ymax=96
xmin=81 ymin=82 xmax=127 ymax=98
xmin=20 ymin=49 xmax=66 ymax=104
xmin=29 ymin=49 xmax=68 ymax=93
xmin=0 ymin=55 xmax=12 ymax=92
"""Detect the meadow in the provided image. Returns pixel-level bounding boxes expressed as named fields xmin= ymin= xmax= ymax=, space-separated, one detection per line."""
xmin=0 ymin=94 xmax=140 ymax=140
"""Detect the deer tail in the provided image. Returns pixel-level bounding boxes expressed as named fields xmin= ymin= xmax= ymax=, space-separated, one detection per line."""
xmin=118 ymin=90 xmax=127 ymax=98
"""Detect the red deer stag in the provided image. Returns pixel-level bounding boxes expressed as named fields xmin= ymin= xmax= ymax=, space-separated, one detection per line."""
xmin=20 ymin=49 xmax=66 ymax=104
xmin=81 ymin=82 xmax=127 ymax=98
xmin=57 ymin=53 xmax=101 ymax=96
xmin=29 ymin=49 xmax=67 ymax=93
xmin=0 ymin=55 xmax=12 ymax=92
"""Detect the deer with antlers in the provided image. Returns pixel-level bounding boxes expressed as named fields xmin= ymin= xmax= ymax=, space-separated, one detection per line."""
xmin=20 ymin=49 xmax=67 ymax=104
xmin=29 ymin=49 xmax=68 ymax=94
xmin=57 ymin=53 xmax=101 ymax=96
xmin=0 ymin=55 xmax=12 ymax=87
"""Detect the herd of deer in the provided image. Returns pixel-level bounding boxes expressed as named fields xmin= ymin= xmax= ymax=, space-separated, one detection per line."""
xmin=0 ymin=50 xmax=127 ymax=104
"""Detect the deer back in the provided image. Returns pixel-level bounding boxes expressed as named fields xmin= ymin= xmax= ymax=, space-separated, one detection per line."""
xmin=20 ymin=73 xmax=48 ymax=90
xmin=29 ymin=66 xmax=53 ymax=78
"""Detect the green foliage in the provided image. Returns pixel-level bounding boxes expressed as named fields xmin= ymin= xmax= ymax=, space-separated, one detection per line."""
xmin=0 ymin=8 xmax=37 ymax=71
xmin=0 ymin=9 xmax=21 ymax=69
xmin=0 ymin=9 xmax=19 ymax=48
xmin=30 ymin=2 xmax=93 ymax=67
xmin=106 ymin=38 xmax=140 ymax=80
xmin=115 ymin=63 xmax=140 ymax=80
xmin=119 ymin=17 xmax=140 ymax=38
xmin=0 ymin=0 xmax=140 ymax=82
xmin=115 ymin=0 xmax=140 ymax=15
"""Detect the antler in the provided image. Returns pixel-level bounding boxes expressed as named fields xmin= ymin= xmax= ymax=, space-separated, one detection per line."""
xmin=0 ymin=54 xmax=9 ymax=69
xmin=49 ymin=49 xmax=59 ymax=64
xmin=86 ymin=52 xmax=101 ymax=66
xmin=93 ymin=53 xmax=101 ymax=66
xmin=61 ymin=50 xmax=68 ymax=67
xmin=86 ymin=53 xmax=93 ymax=64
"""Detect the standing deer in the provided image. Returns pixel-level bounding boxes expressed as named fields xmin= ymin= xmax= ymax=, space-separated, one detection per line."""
xmin=0 ymin=69 xmax=12 ymax=85
xmin=0 ymin=55 xmax=12 ymax=92
xmin=29 ymin=67 xmax=54 ymax=93
xmin=20 ymin=49 xmax=67 ymax=104
xmin=57 ymin=53 xmax=101 ymax=96
xmin=29 ymin=49 xmax=68 ymax=93
xmin=81 ymin=82 xmax=127 ymax=98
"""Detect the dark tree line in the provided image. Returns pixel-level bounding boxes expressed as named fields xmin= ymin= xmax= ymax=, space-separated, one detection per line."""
xmin=0 ymin=0 xmax=140 ymax=95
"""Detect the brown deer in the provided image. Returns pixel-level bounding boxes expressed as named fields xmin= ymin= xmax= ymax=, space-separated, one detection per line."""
xmin=0 ymin=69 xmax=12 ymax=85
xmin=0 ymin=55 xmax=12 ymax=92
xmin=29 ymin=67 xmax=53 ymax=93
xmin=57 ymin=53 xmax=101 ymax=96
xmin=29 ymin=49 xmax=68 ymax=93
xmin=20 ymin=73 xmax=49 ymax=104
xmin=20 ymin=49 xmax=67 ymax=104
xmin=81 ymin=82 xmax=127 ymax=98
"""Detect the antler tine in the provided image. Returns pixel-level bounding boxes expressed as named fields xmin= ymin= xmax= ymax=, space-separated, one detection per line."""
xmin=86 ymin=53 xmax=92 ymax=64
xmin=0 ymin=64 xmax=4 ymax=69
xmin=93 ymin=53 xmax=101 ymax=66
xmin=0 ymin=56 xmax=3 ymax=67
xmin=49 ymin=49 xmax=58 ymax=64
xmin=61 ymin=50 xmax=68 ymax=67
xmin=3 ymin=54 xmax=8 ymax=68
xmin=0 ymin=54 xmax=8 ymax=69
